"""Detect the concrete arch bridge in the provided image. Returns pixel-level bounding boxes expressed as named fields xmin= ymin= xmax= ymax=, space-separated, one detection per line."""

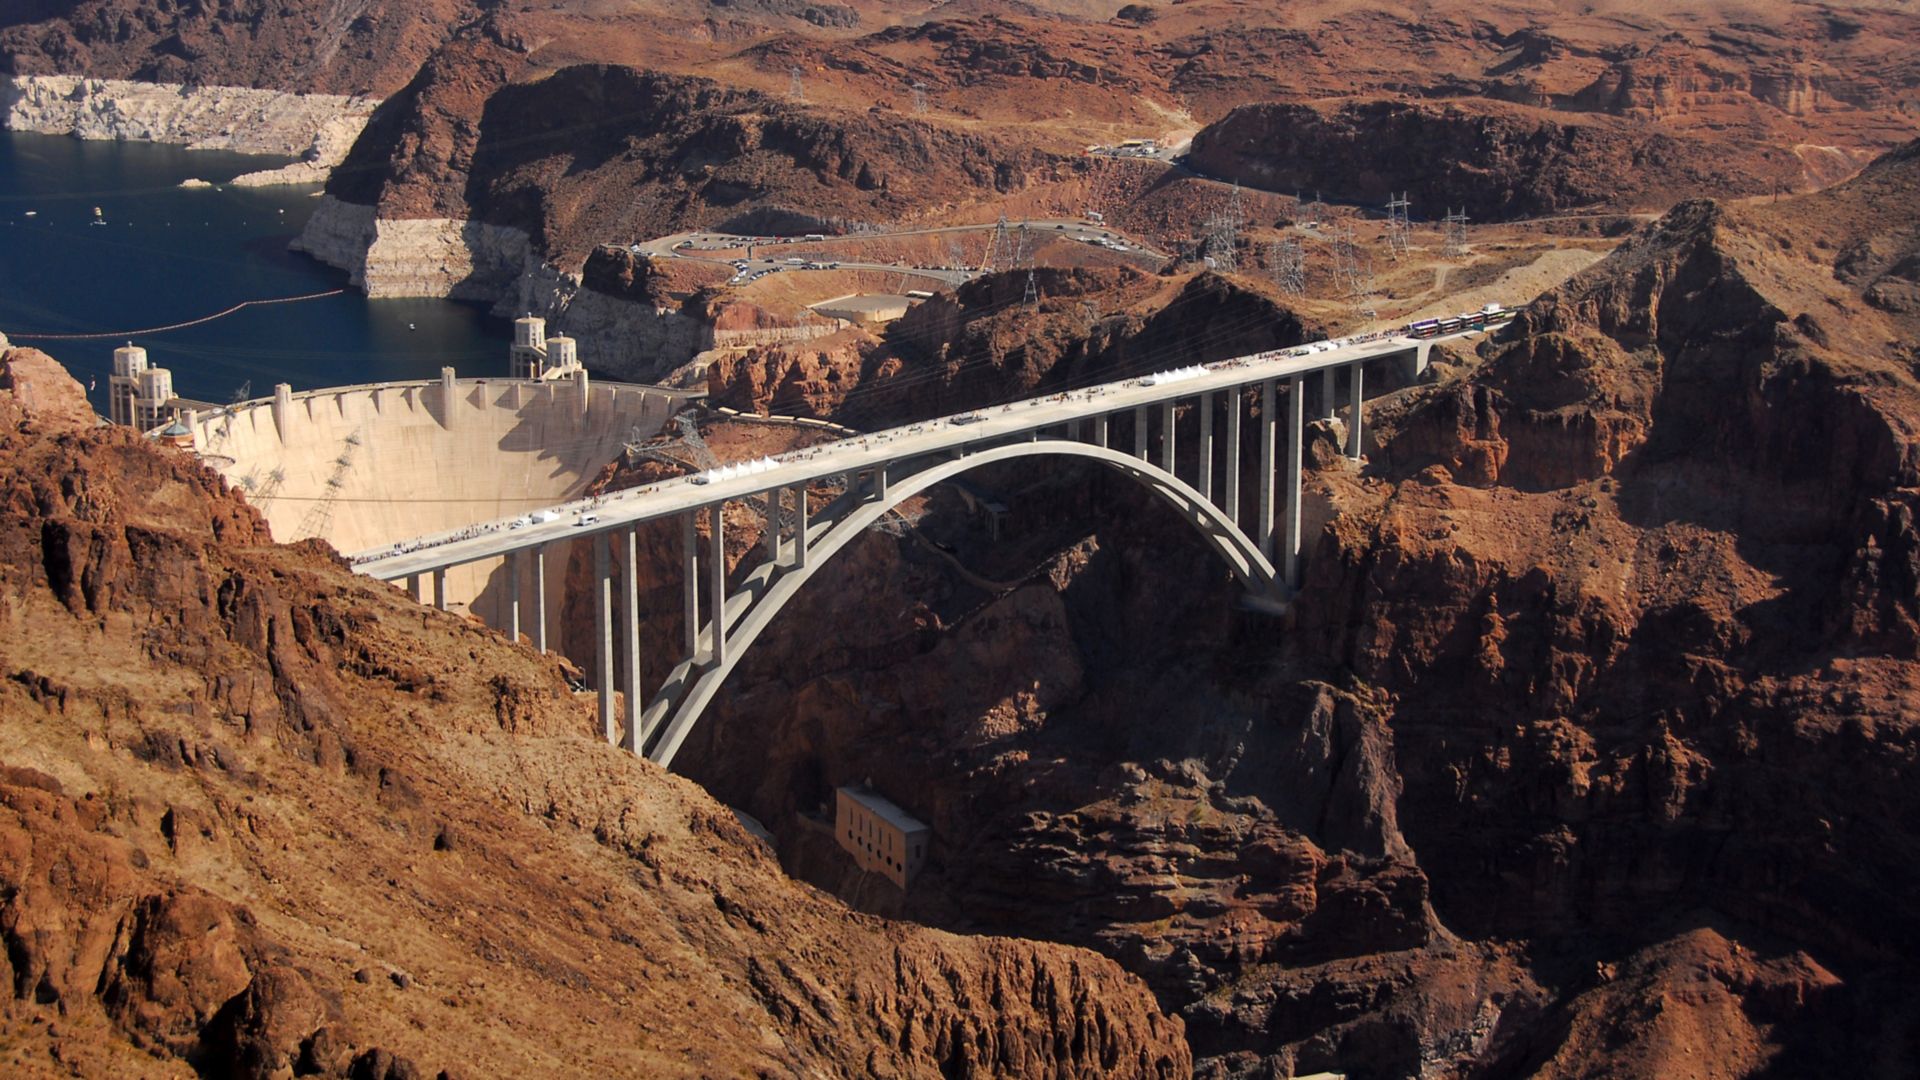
xmin=352 ymin=330 xmax=1471 ymax=768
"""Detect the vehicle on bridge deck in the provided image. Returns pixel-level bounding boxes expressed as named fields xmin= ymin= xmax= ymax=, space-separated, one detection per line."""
xmin=1409 ymin=303 xmax=1516 ymax=339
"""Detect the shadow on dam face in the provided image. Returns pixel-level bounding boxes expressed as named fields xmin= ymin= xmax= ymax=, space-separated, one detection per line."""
xmin=191 ymin=375 xmax=695 ymax=638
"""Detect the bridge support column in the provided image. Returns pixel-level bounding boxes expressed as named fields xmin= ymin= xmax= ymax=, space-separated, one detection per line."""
xmin=1091 ymin=414 xmax=1108 ymax=449
xmin=793 ymin=483 xmax=810 ymax=569
xmin=1159 ymin=400 xmax=1176 ymax=474
xmin=431 ymin=569 xmax=447 ymax=612
xmin=1257 ymin=379 xmax=1276 ymax=559
xmin=533 ymin=546 xmax=548 ymax=652
xmin=1134 ymin=406 xmax=1148 ymax=460
xmin=619 ymin=528 xmax=643 ymax=754
xmin=1198 ymin=392 xmax=1214 ymax=502
xmin=1225 ymin=388 xmax=1242 ymax=527
xmin=1068 ymin=418 xmax=1084 ymax=442
xmin=1285 ymin=376 xmax=1304 ymax=590
xmin=1321 ymin=366 xmax=1337 ymax=420
xmin=682 ymin=513 xmax=700 ymax=657
xmin=506 ymin=550 xmax=522 ymax=644
xmin=1347 ymin=360 xmax=1365 ymax=461
xmin=407 ymin=574 xmax=421 ymax=604
xmin=1407 ymin=342 xmax=1432 ymax=381
xmin=874 ymin=465 xmax=888 ymax=502
xmin=594 ymin=533 xmax=616 ymax=743
xmin=764 ymin=488 xmax=783 ymax=563
xmin=708 ymin=504 xmax=728 ymax=666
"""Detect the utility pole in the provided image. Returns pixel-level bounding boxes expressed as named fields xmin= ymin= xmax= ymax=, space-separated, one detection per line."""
xmin=910 ymin=82 xmax=929 ymax=115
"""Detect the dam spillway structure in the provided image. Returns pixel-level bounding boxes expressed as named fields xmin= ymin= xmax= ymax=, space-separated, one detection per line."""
xmin=188 ymin=366 xmax=694 ymax=631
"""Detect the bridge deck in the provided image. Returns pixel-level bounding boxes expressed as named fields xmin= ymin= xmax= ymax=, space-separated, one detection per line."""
xmin=350 ymin=330 xmax=1455 ymax=582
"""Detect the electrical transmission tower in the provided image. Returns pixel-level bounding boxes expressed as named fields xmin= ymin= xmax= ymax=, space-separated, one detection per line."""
xmin=1023 ymin=270 xmax=1039 ymax=309
xmin=787 ymin=66 xmax=805 ymax=101
xmin=294 ymin=429 xmax=361 ymax=541
xmin=980 ymin=215 xmax=1012 ymax=272
xmin=910 ymin=82 xmax=929 ymax=115
xmin=1199 ymin=185 xmax=1240 ymax=272
xmin=1330 ymin=223 xmax=1378 ymax=316
xmin=1443 ymin=207 xmax=1470 ymax=258
xmin=1385 ymin=192 xmax=1412 ymax=260
xmin=1227 ymin=181 xmax=1245 ymax=228
xmin=1268 ymin=237 xmax=1306 ymax=296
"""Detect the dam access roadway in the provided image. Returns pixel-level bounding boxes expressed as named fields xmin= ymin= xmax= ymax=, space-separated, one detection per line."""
xmin=348 ymin=318 xmax=1495 ymax=767
xmin=635 ymin=220 xmax=1166 ymax=285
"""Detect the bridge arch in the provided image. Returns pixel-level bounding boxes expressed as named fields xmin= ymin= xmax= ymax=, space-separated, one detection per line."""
xmin=645 ymin=438 xmax=1281 ymax=766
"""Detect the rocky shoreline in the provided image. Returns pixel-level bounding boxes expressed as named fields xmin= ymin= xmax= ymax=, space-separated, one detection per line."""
xmin=293 ymin=195 xmax=708 ymax=381
xmin=1 ymin=74 xmax=376 ymax=184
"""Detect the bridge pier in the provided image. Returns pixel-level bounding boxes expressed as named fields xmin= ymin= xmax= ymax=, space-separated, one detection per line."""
xmin=1257 ymin=379 xmax=1276 ymax=559
xmin=1321 ymin=366 xmax=1337 ymax=420
xmin=764 ymin=488 xmax=783 ymax=562
xmin=682 ymin=513 xmax=700 ymax=657
xmin=407 ymin=574 xmax=421 ymax=604
xmin=594 ymin=533 xmax=616 ymax=742
xmin=1347 ymin=360 xmax=1365 ymax=461
xmin=1091 ymin=413 xmax=1108 ymax=449
xmin=506 ymin=548 xmax=522 ymax=644
xmin=619 ymin=527 xmax=643 ymax=753
xmin=1284 ymin=375 xmax=1304 ymax=589
xmin=1133 ymin=406 xmax=1148 ymax=459
xmin=708 ymin=504 xmax=727 ymax=666
xmin=1159 ymin=400 xmax=1176 ymax=474
xmin=432 ymin=568 xmax=447 ymax=612
xmin=793 ymin=484 xmax=810 ymax=569
xmin=1198 ymin=391 xmax=1214 ymax=502
xmin=533 ymin=545 xmax=548 ymax=652
xmin=1225 ymin=387 xmax=1242 ymax=529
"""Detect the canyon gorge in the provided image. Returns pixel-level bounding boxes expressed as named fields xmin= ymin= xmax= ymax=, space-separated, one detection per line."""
xmin=4 ymin=0 xmax=1920 ymax=1076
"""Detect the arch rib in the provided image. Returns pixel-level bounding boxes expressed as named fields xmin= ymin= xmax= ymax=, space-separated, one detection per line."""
xmin=644 ymin=439 xmax=1281 ymax=767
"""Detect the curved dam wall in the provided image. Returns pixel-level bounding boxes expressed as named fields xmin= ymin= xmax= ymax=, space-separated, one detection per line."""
xmin=190 ymin=373 xmax=692 ymax=634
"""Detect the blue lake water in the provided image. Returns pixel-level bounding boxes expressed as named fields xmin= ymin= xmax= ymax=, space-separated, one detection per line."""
xmin=0 ymin=130 xmax=508 ymax=415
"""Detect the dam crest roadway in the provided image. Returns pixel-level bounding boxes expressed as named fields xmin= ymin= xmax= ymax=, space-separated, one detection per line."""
xmin=322 ymin=312 xmax=1510 ymax=769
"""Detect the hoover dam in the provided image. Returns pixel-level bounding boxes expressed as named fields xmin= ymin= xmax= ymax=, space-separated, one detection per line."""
xmin=187 ymin=368 xmax=691 ymax=631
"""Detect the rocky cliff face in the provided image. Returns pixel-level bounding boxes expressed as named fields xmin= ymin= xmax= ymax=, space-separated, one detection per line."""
xmin=327 ymin=49 xmax=1073 ymax=267
xmin=0 ymin=0 xmax=479 ymax=96
xmin=0 ymin=345 xmax=1191 ymax=1077
xmin=2 ymin=74 xmax=377 ymax=180
xmin=1186 ymin=99 xmax=1816 ymax=221
xmin=708 ymin=268 xmax=1330 ymax=425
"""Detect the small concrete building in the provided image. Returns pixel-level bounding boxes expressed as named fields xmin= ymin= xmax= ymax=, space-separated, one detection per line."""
xmin=835 ymin=785 xmax=930 ymax=889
